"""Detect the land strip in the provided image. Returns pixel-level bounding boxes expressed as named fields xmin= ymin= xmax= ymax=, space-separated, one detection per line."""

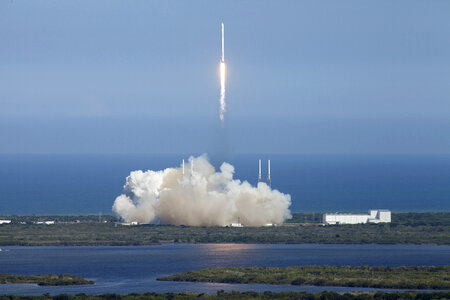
xmin=0 ymin=212 xmax=448 ymax=246
xmin=158 ymin=265 xmax=450 ymax=290
xmin=1 ymin=291 xmax=450 ymax=300
xmin=0 ymin=274 xmax=93 ymax=286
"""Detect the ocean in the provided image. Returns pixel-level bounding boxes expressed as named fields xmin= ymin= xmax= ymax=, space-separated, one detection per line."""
xmin=0 ymin=154 xmax=449 ymax=215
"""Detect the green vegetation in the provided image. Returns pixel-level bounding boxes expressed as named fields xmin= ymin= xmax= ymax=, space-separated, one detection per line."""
xmin=2 ymin=291 xmax=450 ymax=300
xmin=0 ymin=212 xmax=448 ymax=246
xmin=0 ymin=274 xmax=93 ymax=286
xmin=391 ymin=212 xmax=450 ymax=227
xmin=285 ymin=212 xmax=323 ymax=224
xmin=158 ymin=265 xmax=450 ymax=290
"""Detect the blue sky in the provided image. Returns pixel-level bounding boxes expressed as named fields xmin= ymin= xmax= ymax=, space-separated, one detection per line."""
xmin=1 ymin=0 xmax=449 ymax=154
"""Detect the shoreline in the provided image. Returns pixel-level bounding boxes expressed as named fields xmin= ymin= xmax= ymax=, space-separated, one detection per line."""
xmin=157 ymin=266 xmax=450 ymax=290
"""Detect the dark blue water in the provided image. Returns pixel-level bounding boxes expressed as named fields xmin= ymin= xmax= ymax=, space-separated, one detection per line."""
xmin=0 ymin=154 xmax=449 ymax=214
xmin=0 ymin=244 xmax=449 ymax=295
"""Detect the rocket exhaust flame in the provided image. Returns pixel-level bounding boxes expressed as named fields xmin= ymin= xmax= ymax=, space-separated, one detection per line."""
xmin=219 ymin=23 xmax=226 ymax=122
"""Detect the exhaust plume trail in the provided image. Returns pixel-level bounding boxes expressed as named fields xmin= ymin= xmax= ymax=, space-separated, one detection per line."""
xmin=219 ymin=23 xmax=226 ymax=122
xmin=112 ymin=155 xmax=292 ymax=226
xmin=220 ymin=62 xmax=226 ymax=122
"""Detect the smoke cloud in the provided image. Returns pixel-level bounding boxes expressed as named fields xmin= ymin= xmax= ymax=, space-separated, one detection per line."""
xmin=112 ymin=155 xmax=291 ymax=226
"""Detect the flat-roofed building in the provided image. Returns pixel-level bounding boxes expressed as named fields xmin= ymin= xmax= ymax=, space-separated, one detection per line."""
xmin=323 ymin=210 xmax=391 ymax=225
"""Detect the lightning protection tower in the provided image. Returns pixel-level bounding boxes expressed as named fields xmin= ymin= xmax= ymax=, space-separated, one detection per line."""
xmin=182 ymin=159 xmax=185 ymax=178
xmin=258 ymin=159 xmax=262 ymax=182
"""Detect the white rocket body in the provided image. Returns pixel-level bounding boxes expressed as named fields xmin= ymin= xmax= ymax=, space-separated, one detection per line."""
xmin=221 ymin=23 xmax=225 ymax=62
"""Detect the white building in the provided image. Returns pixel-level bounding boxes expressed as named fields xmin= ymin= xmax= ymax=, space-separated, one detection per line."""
xmin=35 ymin=221 xmax=55 ymax=225
xmin=322 ymin=210 xmax=391 ymax=225
xmin=0 ymin=220 xmax=11 ymax=225
xmin=120 ymin=221 xmax=139 ymax=226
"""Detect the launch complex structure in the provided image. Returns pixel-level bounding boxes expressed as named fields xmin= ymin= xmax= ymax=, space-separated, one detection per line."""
xmin=258 ymin=159 xmax=271 ymax=187
xmin=181 ymin=158 xmax=272 ymax=188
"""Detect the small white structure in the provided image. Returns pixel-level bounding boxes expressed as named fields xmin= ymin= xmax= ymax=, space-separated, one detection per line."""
xmin=120 ymin=221 xmax=139 ymax=226
xmin=0 ymin=220 xmax=11 ymax=225
xmin=229 ymin=216 xmax=244 ymax=227
xmin=36 ymin=221 xmax=55 ymax=225
xmin=323 ymin=210 xmax=391 ymax=225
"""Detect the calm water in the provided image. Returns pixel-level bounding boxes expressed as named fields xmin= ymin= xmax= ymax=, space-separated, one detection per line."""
xmin=0 ymin=154 xmax=449 ymax=214
xmin=0 ymin=244 xmax=449 ymax=295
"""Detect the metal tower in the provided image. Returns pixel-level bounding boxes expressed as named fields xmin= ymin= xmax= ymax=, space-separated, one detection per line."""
xmin=258 ymin=159 xmax=262 ymax=182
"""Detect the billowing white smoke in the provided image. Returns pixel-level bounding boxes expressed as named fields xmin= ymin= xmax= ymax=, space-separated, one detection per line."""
xmin=112 ymin=155 xmax=291 ymax=226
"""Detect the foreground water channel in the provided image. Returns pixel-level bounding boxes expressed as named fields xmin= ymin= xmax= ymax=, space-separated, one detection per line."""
xmin=0 ymin=244 xmax=449 ymax=295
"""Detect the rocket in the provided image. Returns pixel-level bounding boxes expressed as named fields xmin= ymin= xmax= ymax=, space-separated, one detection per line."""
xmin=221 ymin=23 xmax=225 ymax=63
